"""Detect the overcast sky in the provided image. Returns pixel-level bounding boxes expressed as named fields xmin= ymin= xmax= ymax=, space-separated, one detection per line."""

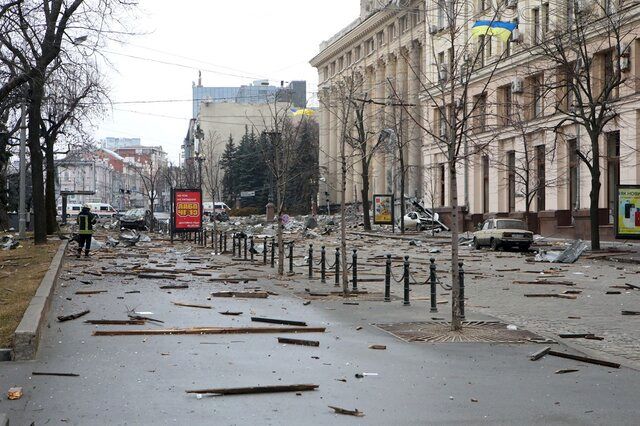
xmin=95 ymin=0 xmax=360 ymax=162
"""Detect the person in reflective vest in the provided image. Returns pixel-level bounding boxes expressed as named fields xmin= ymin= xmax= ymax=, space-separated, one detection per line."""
xmin=76 ymin=204 xmax=97 ymax=257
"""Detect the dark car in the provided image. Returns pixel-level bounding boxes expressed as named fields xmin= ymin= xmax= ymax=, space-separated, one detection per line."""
xmin=120 ymin=208 xmax=155 ymax=230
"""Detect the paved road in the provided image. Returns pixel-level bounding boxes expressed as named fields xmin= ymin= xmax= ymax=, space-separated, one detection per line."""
xmin=1 ymin=238 xmax=639 ymax=425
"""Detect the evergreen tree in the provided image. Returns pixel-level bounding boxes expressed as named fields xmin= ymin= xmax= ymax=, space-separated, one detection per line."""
xmin=220 ymin=134 xmax=237 ymax=205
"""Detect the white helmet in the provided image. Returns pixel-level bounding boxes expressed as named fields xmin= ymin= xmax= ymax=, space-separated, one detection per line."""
xmin=82 ymin=203 xmax=91 ymax=209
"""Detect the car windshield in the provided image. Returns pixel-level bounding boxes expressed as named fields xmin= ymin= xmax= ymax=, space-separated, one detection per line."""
xmin=496 ymin=220 xmax=526 ymax=230
xmin=124 ymin=208 xmax=145 ymax=217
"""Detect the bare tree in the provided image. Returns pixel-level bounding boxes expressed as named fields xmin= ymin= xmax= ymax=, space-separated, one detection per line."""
xmin=537 ymin=1 xmax=635 ymax=250
xmin=200 ymin=130 xmax=223 ymax=204
xmin=401 ymin=2 xmax=511 ymax=330
xmin=133 ymin=150 xmax=165 ymax=230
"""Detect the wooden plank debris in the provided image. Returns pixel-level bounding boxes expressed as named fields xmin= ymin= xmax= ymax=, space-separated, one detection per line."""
xmin=160 ymin=285 xmax=189 ymax=290
xmin=57 ymin=310 xmax=90 ymax=322
xmin=219 ymin=311 xmax=242 ymax=316
xmin=211 ymin=291 xmax=268 ymax=299
xmin=127 ymin=314 xmax=164 ymax=324
xmin=32 ymin=372 xmax=79 ymax=377
xmin=547 ymin=350 xmax=620 ymax=368
xmin=85 ymin=319 xmax=145 ymax=325
xmin=93 ymin=326 xmax=326 ymax=336
xmin=368 ymin=344 xmax=387 ymax=350
xmin=558 ymin=333 xmax=604 ymax=340
xmin=277 ymin=337 xmax=320 ymax=347
xmin=172 ymin=301 xmax=212 ymax=309
xmin=621 ymin=310 xmax=640 ymax=316
xmin=138 ymin=273 xmax=178 ymax=280
xmin=529 ymin=346 xmax=551 ymax=361
xmin=555 ymin=369 xmax=579 ymax=374
xmin=514 ymin=280 xmax=575 ymax=286
xmin=328 ymin=406 xmax=365 ymax=417
xmin=251 ymin=317 xmax=307 ymax=327
xmin=185 ymin=383 xmax=318 ymax=396
xmin=75 ymin=290 xmax=107 ymax=295
xmin=524 ymin=293 xmax=577 ymax=299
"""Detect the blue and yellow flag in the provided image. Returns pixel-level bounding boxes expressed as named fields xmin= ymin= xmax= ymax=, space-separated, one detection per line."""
xmin=290 ymin=107 xmax=315 ymax=117
xmin=471 ymin=20 xmax=517 ymax=43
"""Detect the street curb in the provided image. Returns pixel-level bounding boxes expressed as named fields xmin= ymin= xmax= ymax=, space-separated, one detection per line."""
xmin=12 ymin=240 xmax=68 ymax=361
xmin=0 ymin=413 xmax=8 ymax=426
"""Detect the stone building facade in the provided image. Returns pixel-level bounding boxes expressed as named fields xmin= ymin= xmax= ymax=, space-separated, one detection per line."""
xmin=310 ymin=0 xmax=427 ymax=204
xmin=313 ymin=1 xmax=640 ymax=240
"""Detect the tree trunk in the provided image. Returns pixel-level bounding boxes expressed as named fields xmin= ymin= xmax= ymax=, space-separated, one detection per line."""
xmin=361 ymin=157 xmax=371 ymax=230
xmin=340 ymin=140 xmax=348 ymax=296
xmin=0 ymin=133 xmax=9 ymax=230
xmin=589 ymin=168 xmax=601 ymax=251
xmin=449 ymin=160 xmax=461 ymax=331
xmin=27 ymin=77 xmax=47 ymax=244
xmin=44 ymin=140 xmax=57 ymax=235
xmin=400 ymin=156 xmax=406 ymax=235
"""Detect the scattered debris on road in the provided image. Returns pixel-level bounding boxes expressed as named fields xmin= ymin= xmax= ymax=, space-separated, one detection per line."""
xmin=7 ymin=387 xmax=22 ymax=400
xmin=534 ymin=240 xmax=588 ymax=263
xmin=32 ymin=372 xmax=79 ymax=377
xmin=547 ymin=350 xmax=620 ymax=368
xmin=529 ymin=347 xmax=551 ymax=361
xmin=328 ymin=406 xmax=365 ymax=417
xmin=219 ymin=311 xmax=242 ymax=316
xmin=555 ymin=369 xmax=579 ymax=374
xmin=85 ymin=319 xmax=145 ymax=325
xmin=211 ymin=291 xmax=269 ymax=299
xmin=368 ymin=344 xmax=387 ymax=350
xmin=355 ymin=372 xmax=378 ymax=378
xmin=558 ymin=333 xmax=604 ymax=340
xmin=185 ymin=384 xmax=319 ymax=396
xmin=621 ymin=310 xmax=640 ymax=316
xmin=277 ymin=337 xmax=320 ymax=347
xmin=251 ymin=317 xmax=307 ymax=326
xmin=172 ymin=301 xmax=212 ymax=309
xmin=92 ymin=326 xmax=326 ymax=336
xmin=524 ymin=293 xmax=577 ymax=299
xmin=57 ymin=310 xmax=90 ymax=322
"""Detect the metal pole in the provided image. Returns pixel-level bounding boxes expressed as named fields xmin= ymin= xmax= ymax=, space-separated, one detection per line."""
xmin=232 ymin=234 xmax=237 ymax=257
xmin=288 ymin=242 xmax=294 ymax=274
xmin=270 ymin=237 xmax=275 ymax=268
xmin=263 ymin=236 xmax=268 ymax=265
xmin=334 ymin=248 xmax=340 ymax=287
xmin=459 ymin=261 xmax=465 ymax=320
xmin=223 ymin=233 xmax=227 ymax=253
xmin=352 ymin=249 xmax=358 ymax=291
xmin=403 ymin=256 xmax=410 ymax=306
xmin=320 ymin=246 xmax=326 ymax=283
xmin=308 ymin=244 xmax=313 ymax=279
xmin=250 ymin=236 xmax=255 ymax=261
xmin=384 ymin=254 xmax=391 ymax=302
xmin=243 ymin=235 xmax=247 ymax=260
xmin=429 ymin=258 xmax=438 ymax=313
xmin=18 ymin=100 xmax=26 ymax=239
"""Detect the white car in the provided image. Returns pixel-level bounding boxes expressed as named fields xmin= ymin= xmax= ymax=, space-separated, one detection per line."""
xmin=473 ymin=218 xmax=533 ymax=251
xmin=401 ymin=211 xmax=437 ymax=231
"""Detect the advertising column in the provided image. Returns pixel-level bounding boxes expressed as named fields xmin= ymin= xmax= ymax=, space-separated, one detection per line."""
xmin=615 ymin=185 xmax=640 ymax=239
xmin=172 ymin=189 xmax=203 ymax=234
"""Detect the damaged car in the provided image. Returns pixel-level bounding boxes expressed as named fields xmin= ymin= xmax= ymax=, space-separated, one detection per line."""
xmin=473 ymin=218 xmax=533 ymax=251
xmin=120 ymin=208 xmax=155 ymax=231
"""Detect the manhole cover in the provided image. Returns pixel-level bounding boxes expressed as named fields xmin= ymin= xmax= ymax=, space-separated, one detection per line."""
xmin=374 ymin=321 xmax=551 ymax=343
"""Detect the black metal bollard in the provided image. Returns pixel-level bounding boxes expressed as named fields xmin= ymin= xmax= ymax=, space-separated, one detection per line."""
xmin=270 ymin=238 xmax=275 ymax=268
xmin=250 ymin=236 xmax=255 ymax=261
xmin=320 ymin=246 xmax=326 ymax=283
xmin=243 ymin=235 xmax=248 ymax=260
xmin=334 ymin=248 xmax=340 ymax=287
xmin=203 ymin=231 xmax=207 ymax=247
xmin=352 ymin=249 xmax=358 ymax=291
xmin=219 ymin=232 xmax=223 ymax=252
xmin=288 ymin=242 xmax=294 ymax=274
xmin=384 ymin=254 xmax=391 ymax=302
xmin=459 ymin=261 xmax=465 ymax=320
xmin=223 ymin=233 xmax=228 ymax=253
xmin=232 ymin=234 xmax=236 ymax=257
xmin=308 ymin=244 xmax=313 ymax=279
xmin=429 ymin=258 xmax=437 ymax=313
xmin=263 ymin=237 xmax=268 ymax=265
xmin=403 ymin=256 xmax=410 ymax=306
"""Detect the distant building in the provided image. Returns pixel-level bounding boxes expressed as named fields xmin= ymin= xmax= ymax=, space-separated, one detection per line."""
xmin=101 ymin=137 xmax=141 ymax=150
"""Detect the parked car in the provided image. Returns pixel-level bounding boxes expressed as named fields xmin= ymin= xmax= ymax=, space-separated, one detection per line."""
xmin=473 ymin=218 xmax=533 ymax=251
xmin=402 ymin=211 xmax=432 ymax=231
xmin=86 ymin=202 xmax=118 ymax=220
xmin=120 ymin=208 xmax=155 ymax=230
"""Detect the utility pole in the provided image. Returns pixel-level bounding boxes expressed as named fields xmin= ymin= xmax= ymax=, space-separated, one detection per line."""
xmin=18 ymin=99 xmax=27 ymax=239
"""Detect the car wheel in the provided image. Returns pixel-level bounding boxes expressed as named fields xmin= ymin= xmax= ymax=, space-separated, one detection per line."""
xmin=490 ymin=238 xmax=500 ymax=251
xmin=520 ymin=244 xmax=531 ymax=252
xmin=473 ymin=237 xmax=481 ymax=249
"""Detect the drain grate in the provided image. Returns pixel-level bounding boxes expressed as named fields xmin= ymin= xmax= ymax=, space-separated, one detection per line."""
xmin=374 ymin=321 xmax=551 ymax=343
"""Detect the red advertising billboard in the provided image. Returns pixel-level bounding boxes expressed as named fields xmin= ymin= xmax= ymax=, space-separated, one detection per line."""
xmin=172 ymin=189 xmax=202 ymax=232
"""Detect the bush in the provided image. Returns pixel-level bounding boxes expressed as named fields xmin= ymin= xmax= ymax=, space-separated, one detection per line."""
xmin=229 ymin=207 xmax=262 ymax=217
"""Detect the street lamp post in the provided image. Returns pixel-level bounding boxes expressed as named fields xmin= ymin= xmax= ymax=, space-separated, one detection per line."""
xmin=18 ymin=99 xmax=27 ymax=239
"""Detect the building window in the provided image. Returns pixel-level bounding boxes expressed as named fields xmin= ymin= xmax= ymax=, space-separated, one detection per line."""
xmin=498 ymin=85 xmax=513 ymax=127
xmin=338 ymin=57 xmax=344 ymax=71
xmin=417 ymin=4 xmax=424 ymax=23
xmin=346 ymin=52 xmax=352 ymax=66
xmin=536 ymin=145 xmax=546 ymax=211
xmin=377 ymin=31 xmax=384 ymax=47
xmin=568 ymin=139 xmax=579 ymax=212
xmin=473 ymin=93 xmax=487 ymax=133
xmin=354 ymin=46 xmax=361 ymax=61
xmin=527 ymin=73 xmax=543 ymax=120
xmin=330 ymin=62 xmax=336 ymax=75
xmin=388 ymin=24 xmax=396 ymax=43
xmin=482 ymin=155 xmax=490 ymax=213
xmin=478 ymin=0 xmax=487 ymax=11
xmin=365 ymin=38 xmax=374 ymax=55
xmin=602 ymin=49 xmax=619 ymax=99
xmin=507 ymin=150 xmax=516 ymax=212
xmin=399 ymin=15 xmax=408 ymax=33
xmin=532 ymin=8 xmax=540 ymax=45
xmin=566 ymin=0 xmax=574 ymax=29
xmin=542 ymin=3 xmax=550 ymax=37
xmin=607 ymin=131 xmax=620 ymax=223
xmin=437 ymin=0 xmax=446 ymax=29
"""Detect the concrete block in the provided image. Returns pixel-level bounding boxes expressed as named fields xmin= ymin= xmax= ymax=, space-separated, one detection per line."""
xmin=11 ymin=242 xmax=67 ymax=361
